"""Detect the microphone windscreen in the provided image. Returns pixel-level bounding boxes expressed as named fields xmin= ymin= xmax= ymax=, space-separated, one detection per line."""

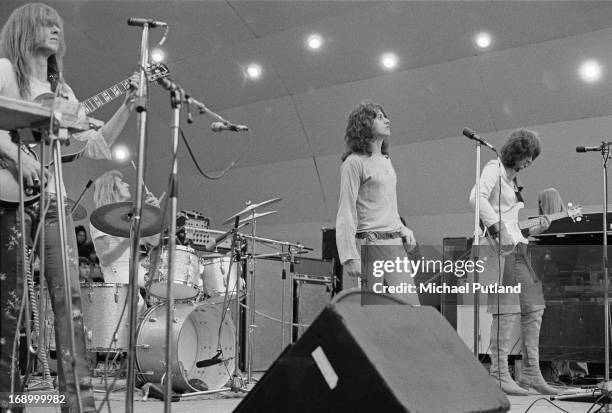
xmin=462 ymin=128 xmax=475 ymax=138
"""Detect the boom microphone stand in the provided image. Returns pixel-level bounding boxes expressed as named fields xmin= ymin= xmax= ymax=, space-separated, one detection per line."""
xmin=575 ymin=142 xmax=612 ymax=408
xmin=463 ymin=128 xmax=498 ymax=357
xmin=162 ymin=83 xmax=183 ymax=412
xmin=125 ymin=21 xmax=151 ymax=413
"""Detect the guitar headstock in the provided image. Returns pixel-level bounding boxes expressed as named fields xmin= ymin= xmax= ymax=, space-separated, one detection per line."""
xmin=146 ymin=63 xmax=170 ymax=82
xmin=566 ymin=202 xmax=583 ymax=222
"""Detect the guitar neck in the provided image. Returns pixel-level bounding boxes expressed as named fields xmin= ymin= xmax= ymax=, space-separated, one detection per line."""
xmin=81 ymin=79 xmax=130 ymax=114
xmin=519 ymin=211 xmax=567 ymax=230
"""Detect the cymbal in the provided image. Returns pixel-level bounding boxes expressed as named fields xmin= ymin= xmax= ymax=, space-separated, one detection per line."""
xmin=90 ymin=202 xmax=162 ymax=238
xmin=222 ymin=197 xmax=281 ymax=225
xmin=238 ymin=210 xmax=277 ymax=225
xmin=66 ymin=198 xmax=87 ymax=221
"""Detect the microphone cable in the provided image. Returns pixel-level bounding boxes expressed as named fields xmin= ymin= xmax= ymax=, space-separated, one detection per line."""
xmin=179 ymin=126 xmax=253 ymax=180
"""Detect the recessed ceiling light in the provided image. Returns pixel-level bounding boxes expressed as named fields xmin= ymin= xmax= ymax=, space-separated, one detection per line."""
xmin=151 ymin=48 xmax=165 ymax=63
xmin=113 ymin=145 xmax=129 ymax=162
xmin=579 ymin=59 xmax=603 ymax=83
xmin=380 ymin=53 xmax=398 ymax=70
xmin=474 ymin=32 xmax=492 ymax=49
xmin=307 ymin=34 xmax=323 ymax=50
xmin=246 ymin=63 xmax=262 ymax=80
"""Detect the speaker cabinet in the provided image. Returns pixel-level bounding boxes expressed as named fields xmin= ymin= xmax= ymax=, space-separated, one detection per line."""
xmin=236 ymin=296 xmax=509 ymax=413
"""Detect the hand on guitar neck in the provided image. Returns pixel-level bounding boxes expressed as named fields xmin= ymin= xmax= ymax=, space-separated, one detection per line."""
xmin=485 ymin=202 xmax=582 ymax=256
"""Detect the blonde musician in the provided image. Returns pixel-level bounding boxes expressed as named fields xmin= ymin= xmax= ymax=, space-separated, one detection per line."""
xmin=90 ymin=170 xmax=160 ymax=307
xmin=0 ymin=4 xmax=137 ymax=410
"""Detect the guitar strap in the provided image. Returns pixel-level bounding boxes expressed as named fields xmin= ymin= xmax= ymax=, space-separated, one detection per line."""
xmin=513 ymin=176 xmax=524 ymax=203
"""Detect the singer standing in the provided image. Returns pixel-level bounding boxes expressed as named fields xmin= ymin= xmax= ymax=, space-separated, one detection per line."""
xmin=469 ymin=129 xmax=556 ymax=395
xmin=0 ymin=4 xmax=137 ymax=411
xmin=335 ymin=100 xmax=419 ymax=304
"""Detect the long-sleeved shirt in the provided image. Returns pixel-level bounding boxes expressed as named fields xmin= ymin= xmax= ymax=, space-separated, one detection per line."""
xmin=0 ymin=58 xmax=111 ymax=195
xmin=335 ymin=153 xmax=404 ymax=264
xmin=469 ymin=159 xmax=523 ymax=228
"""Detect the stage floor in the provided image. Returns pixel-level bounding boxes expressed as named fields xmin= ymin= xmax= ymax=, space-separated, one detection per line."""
xmin=23 ymin=383 xmax=605 ymax=413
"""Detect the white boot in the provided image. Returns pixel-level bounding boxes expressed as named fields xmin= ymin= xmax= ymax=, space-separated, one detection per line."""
xmin=489 ymin=314 xmax=529 ymax=396
xmin=517 ymin=310 xmax=559 ymax=395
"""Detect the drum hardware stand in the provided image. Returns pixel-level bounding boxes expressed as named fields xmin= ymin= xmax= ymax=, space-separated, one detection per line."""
xmin=195 ymin=217 xmax=248 ymax=394
xmin=287 ymin=247 xmax=298 ymax=344
xmin=245 ymin=202 xmax=257 ymax=383
xmin=280 ymin=254 xmax=287 ymax=350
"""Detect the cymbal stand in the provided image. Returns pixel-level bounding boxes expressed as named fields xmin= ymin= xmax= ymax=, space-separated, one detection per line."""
xmin=126 ymin=22 xmax=150 ymax=413
xmin=280 ymin=252 xmax=287 ymax=350
xmin=191 ymin=217 xmax=246 ymax=396
xmin=229 ymin=221 xmax=246 ymax=391
xmin=287 ymin=247 xmax=297 ymax=343
xmin=246 ymin=204 xmax=257 ymax=383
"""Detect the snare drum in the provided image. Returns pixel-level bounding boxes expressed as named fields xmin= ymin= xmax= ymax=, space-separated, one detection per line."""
xmin=146 ymin=245 xmax=200 ymax=299
xmin=201 ymin=256 xmax=244 ymax=304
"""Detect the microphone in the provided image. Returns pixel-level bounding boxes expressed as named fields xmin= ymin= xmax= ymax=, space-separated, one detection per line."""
xmin=127 ymin=18 xmax=167 ymax=28
xmin=156 ymin=77 xmax=182 ymax=92
xmin=462 ymin=128 xmax=497 ymax=153
xmin=211 ymin=121 xmax=249 ymax=132
xmin=576 ymin=142 xmax=612 ymax=152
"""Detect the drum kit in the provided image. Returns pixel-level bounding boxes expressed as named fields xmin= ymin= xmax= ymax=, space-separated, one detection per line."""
xmin=32 ymin=194 xmax=312 ymax=396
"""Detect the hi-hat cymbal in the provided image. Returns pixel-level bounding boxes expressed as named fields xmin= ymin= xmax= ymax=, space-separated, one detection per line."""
xmin=90 ymin=202 xmax=162 ymax=238
xmin=222 ymin=197 xmax=281 ymax=225
xmin=66 ymin=198 xmax=87 ymax=221
xmin=238 ymin=210 xmax=277 ymax=225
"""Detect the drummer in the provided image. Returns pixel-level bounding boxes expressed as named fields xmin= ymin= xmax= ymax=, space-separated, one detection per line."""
xmin=90 ymin=170 xmax=160 ymax=310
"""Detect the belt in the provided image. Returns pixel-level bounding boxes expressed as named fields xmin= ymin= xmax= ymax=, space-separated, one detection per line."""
xmin=355 ymin=231 xmax=402 ymax=241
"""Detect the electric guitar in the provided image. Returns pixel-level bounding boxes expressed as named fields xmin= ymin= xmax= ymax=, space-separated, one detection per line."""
xmin=0 ymin=64 xmax=170 ymax=206
xmin=485 ymin=202 xmax=583 ymax=255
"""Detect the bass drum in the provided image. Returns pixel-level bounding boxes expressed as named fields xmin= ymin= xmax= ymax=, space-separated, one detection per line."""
xmin=136 ymin=302 xmax=235 ymax=392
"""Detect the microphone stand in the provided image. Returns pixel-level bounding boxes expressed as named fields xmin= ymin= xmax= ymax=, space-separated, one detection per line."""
xmin=598 ymin=142 xmax=612 ymax=405
xmin=161 ymin=86 xmax=183 ymax=412
xmin=561 ymin=142 xmax=612 ymax=406
xmin=126 ymin=23 xmax=150 ymax=413
xmin=472 ymin=141 xmax=483 ymax=358
xmin=51 ymin=127 xmax=83 ymax=412
xmin=70 ymin=179 xmax=92 ymax=215
xmin=470 ymin=140 xmax=498 ymax=358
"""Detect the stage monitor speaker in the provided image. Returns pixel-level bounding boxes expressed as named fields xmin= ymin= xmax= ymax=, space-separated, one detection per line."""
xmin=235 ymin=292 xmax=510 ymax=413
